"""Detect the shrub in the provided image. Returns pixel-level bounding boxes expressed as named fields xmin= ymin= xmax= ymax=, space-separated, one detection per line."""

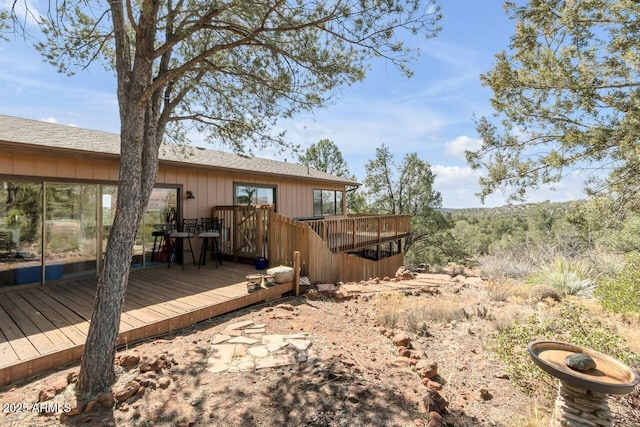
xmin=486 ymin=278 xmax=517 ymax=302
xmin=526 ymin=256 xmax=595 ymax=297
xmin=493 ymin=302 xmax=640 ymax=399
xmin=529 ymin=284 xmax=561 ymax=303
xmin=595 ymin=252 xmax=640 ymax=316
xmin=372 ymin=292 xmax=405 ymax=328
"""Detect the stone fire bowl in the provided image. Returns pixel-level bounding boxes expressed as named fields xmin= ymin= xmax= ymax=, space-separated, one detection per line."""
xmin=528 ymin=340 xmax=640 ymax=394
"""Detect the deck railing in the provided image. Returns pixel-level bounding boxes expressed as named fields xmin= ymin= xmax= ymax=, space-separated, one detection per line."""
xmin=211 ymin=207 xmax=410 ymax=282
xmin=212 ymin=205 xmax=271 ymax=260
xmin=303 ymin=214 xmax=411 ymax=253
xmin=268 ymin=212 xmax=407 ymax=283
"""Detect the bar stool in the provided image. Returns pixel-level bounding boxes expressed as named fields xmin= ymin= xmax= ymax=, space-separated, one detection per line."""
xmin=198 ymin=218 xmax=222 ymax=268
xmin=168 ymin=219 xmax=198 ymax=269
xmin=151 ymin=222 xmax=174 ymax=262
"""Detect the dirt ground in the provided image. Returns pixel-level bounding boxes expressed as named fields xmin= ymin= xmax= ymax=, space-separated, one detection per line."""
xmin=1 ymin=273 xmax=638 ymax=426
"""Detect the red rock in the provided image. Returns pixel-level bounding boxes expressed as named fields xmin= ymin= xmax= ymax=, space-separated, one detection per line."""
xmin=116 ymin=354 xmax=141 ymax=367
xmin=38 ymin=386 xmax=56 ymax=402
xmin=424 ymin=390 xmax=448 ymax=413
xmin=397 ymin=347 xmax=411 ymax=358
xmin=417 ymin=361 xmax=438 ymax=379
xmin=158 ymin=377 xmax=171 ymax=389
xmin=392 ymin=332 xmax=411 ymax=348
xmin=427 ymin=411 xmax=443 ymax=427
xmin=115 ymin=380 xmax=141 ymax=402
xmin=84 ymin=400 xmax=98 ymax=413
xmin=66 ymin=372 xmax=79 ymax=384
xmin=96 ymin=392 xmax=115 ymax=408
xmin=424 ymin=380 xmax=442 ymax=390
xmin=139 ymin=354 xmax=169 ymax=372
xmin=65 ymin=403 xmax=85 ymax=416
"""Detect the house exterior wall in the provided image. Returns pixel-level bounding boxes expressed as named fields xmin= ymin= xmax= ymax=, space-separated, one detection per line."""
xmin=0 ymin=146 xmax=346 ymax=219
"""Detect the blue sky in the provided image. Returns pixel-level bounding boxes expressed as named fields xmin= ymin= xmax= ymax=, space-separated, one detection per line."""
xmin=0 ymin=1 xmax=589 ymax=208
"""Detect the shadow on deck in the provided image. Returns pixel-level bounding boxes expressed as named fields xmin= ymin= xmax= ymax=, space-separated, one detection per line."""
xmin=0 ymin=262 xmax=293 ymax=387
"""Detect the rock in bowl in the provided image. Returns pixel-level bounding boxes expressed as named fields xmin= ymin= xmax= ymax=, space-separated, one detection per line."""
xmin=527 ymin=340 xmax=640 ymax=394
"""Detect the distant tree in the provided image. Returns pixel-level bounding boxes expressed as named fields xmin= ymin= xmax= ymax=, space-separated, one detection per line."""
xmin=299 ymin=139 xmax=367 ymax=213
xmin=363 ymin=144 xmax=453 ymax=261
xmin=468 ymin=1 xmax=640 ymax=209
xmin=299 ymin=139 xmax=351 ymax=177
xmin=2 ymin=0 xmax=442 ymax=394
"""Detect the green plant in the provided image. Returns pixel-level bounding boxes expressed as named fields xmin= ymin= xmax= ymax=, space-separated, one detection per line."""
xmin=493 ymin=302 xmax=640 ymax=399
xmin=526 ymin=256 xmax=595 ymax=297
xmin=595 ymin=252 xmax=640 ymax=316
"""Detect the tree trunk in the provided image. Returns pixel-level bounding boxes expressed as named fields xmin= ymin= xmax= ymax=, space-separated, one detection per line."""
xmin=75 ymin=0 xmax=166 ymax=395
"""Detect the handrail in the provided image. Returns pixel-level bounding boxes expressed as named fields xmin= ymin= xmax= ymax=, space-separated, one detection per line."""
xmin=303 ymin=214 xmax=411 ymax=253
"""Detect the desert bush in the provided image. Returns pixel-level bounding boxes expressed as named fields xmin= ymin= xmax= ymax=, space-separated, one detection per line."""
xmin=477 ymin=251 xmax=538 ymax=280
xmin=485 ymin=278 xmax=518 ymax=302
xmin=493 ymin=301 xmax=640 ymax=399
xmin=402 ymin=306 xmax=430 ymax=336
xmin=595 ymin=252 xmax=640 ymax=316
xmin=371 ymin=292 xmax=405 ymax=328
xmin=528 ymin=284 xmax=561 ymax=303
xmin=423 ymin=299 xmax=466 ymax=324
xmin=526 ymin=256 xmax=596 ymax=297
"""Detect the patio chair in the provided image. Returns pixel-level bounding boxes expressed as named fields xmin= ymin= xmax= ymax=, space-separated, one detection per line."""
xmin=168 ymin=218 xmax=198 ymax=269
xmin=198 ymin=217 xmax=223 ymax=268
xmin=151 ymin=221 xmax=176 ymax=263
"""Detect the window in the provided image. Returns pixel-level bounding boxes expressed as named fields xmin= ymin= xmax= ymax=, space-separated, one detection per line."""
xmin=313 ymin=190 xmax=344 ymax=217
xmin=234 ymin=184 xmax=276 ymax=207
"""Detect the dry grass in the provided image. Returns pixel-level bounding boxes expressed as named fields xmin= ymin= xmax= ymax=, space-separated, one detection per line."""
xmin=511 ymin=404 xmax=549 ymax=427
xmin=491 ymin=304 xmax=536 ymax=332
xmin=485 ymin=278 xmax=522 ymax=302
xmin=372 ymin=292 xmax=406 ymax=328
xmin=372 ymin=292 xmax=467 ymax=330
xmin=419 ymin=298 xmax=466 ymax=324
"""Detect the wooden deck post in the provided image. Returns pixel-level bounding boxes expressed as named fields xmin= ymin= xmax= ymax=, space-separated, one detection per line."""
xmin=293 ymin=250 xmax=301 ymax=296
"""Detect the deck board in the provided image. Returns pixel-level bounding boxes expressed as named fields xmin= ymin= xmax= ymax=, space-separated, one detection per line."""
xmin=0 ymin=262 xmax=293 ymax=387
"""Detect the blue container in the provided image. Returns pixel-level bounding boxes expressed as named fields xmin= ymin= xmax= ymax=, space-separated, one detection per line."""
xmin=14 ymin=264 xmax=63 ymax=285
xmin=255 ymin=257 xmax=268 ymax=270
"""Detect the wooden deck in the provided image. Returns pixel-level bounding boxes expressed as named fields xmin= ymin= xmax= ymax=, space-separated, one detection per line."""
xmin=0 ymin=262 xmax=293 ymax=387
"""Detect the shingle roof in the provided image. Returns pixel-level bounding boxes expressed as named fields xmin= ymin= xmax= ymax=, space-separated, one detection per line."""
xmin=0 ymin=114 xmax=359 ymax=186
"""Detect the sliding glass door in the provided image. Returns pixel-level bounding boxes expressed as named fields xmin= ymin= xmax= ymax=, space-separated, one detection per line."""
xmin=0 ymin=182 xmax=43 ymax=287
xmin=45 ymin=183 xmax=98 ymax=281
xmin=0 ymin=180 xmax=178 ymax=287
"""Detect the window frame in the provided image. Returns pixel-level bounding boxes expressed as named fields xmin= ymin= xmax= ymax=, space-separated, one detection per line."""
xmin=233 ymin=183 xmax=277 ymax=209
xmin=313 ymin=189 xmax=344 ymax=217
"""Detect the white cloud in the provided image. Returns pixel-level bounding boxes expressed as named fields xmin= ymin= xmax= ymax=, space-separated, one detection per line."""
xmin=41 ymin=116 xmax=57 ymax=124
xmin=444 ymin=135 xmax=482 ymax=159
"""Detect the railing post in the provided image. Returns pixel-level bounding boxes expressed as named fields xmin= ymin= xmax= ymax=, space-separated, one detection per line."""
xmin=293 ymin=250 xmax=301 ymax=296
xmin=352 ymin=218 xmax=356 ymax=250
xmin=256 ymin=207 xmax=264 ymax=258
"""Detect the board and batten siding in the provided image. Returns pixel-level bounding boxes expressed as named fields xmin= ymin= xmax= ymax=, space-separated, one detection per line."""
xmin=0 ymin=146 xmax=346 ymax=220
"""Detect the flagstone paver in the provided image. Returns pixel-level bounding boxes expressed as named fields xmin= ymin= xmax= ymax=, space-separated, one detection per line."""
xmin=262 ymin=334 xmax=285 ymax=345
xmin=266 ymin=342 xmax=289 ymax=353
xmin=255 ymin=353 xmax=298 ymax=370
xmin=211 ymin=334 xmax=231 ymax=344
xmin=224 ymin=320 xmax=255 ymax=331
xmin=248 ymin=346 xmax=270 ymax=358
xmin=228 ymin=336 xmax=259 ymax=345
xmin=289 ymin=339 xmax=312 ymax=351
xmin=206 ymin=322 xmax=313 ymax=374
